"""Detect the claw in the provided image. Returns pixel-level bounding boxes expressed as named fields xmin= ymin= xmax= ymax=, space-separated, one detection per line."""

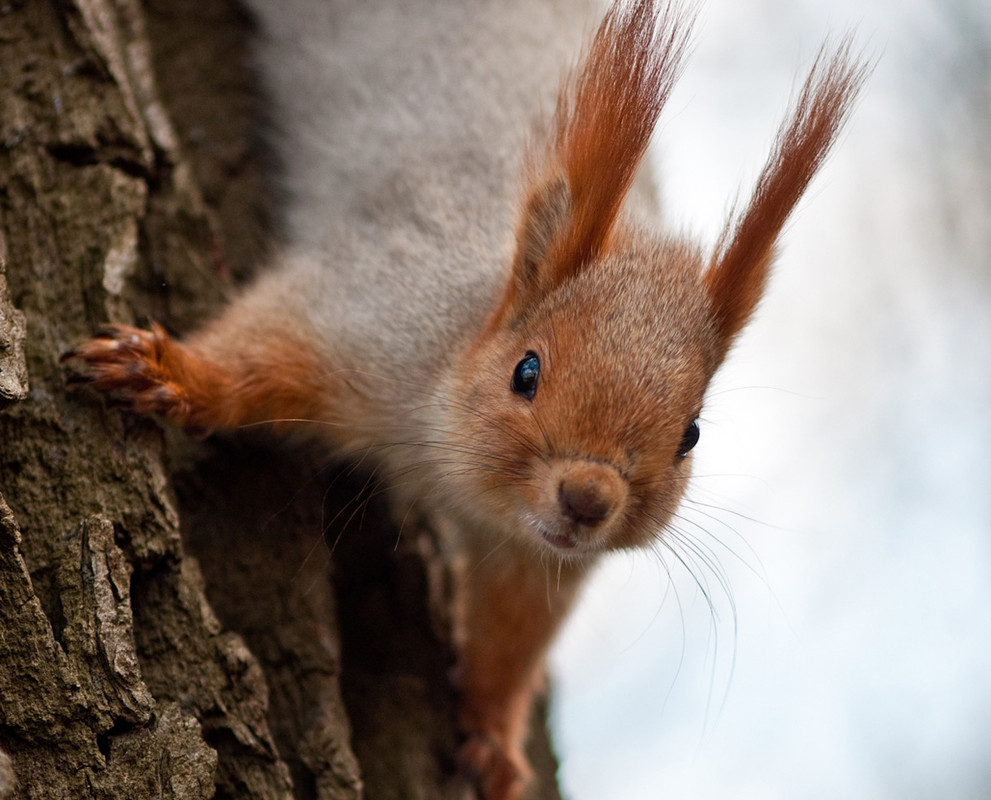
xmin=64 ymin=370 xmax=93 ymax=385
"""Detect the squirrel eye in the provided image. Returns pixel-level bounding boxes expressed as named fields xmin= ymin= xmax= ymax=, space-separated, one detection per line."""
xmin=510 ymin=351 xmax=540 ymax=400
xmin=676 ymin=418 xmax=700 ymax=458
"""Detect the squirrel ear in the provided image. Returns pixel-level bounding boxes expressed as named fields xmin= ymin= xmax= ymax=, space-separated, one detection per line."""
xmin=704 ymin=41 xmax=870 ymax=357
xmin=509 ymin=176 xmax=573 ymax=302
xmin=495 ymin=0 xmax=693 ymax=323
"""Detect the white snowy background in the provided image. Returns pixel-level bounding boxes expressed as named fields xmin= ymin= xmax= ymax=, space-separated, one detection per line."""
xmin=550 ymin=0 xmax=991 ymax=797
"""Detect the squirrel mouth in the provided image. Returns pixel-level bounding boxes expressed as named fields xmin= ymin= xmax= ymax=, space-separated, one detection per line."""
xmin=541 ymin=531 xmax=577 ymax=550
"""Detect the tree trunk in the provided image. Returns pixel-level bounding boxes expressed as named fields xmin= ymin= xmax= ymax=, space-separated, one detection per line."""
xmin=0 ymin=2 xmax=562 ymax=798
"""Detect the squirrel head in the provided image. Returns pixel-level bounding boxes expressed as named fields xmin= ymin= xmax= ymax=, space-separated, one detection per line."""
xmin=441 ymin=1 xmax=868 ymax=559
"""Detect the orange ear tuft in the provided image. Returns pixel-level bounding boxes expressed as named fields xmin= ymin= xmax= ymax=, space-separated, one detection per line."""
xmin=704 ymin=40 xmax=871 ymax=356
xmin=507 ymin=0 xmax=695 ymax=311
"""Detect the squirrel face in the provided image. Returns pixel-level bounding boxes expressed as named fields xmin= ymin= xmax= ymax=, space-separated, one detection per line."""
xmin=443 ymin=237 xmax=719 ymax=559
xmin=430 ymin=6 xmax=868 ymax=562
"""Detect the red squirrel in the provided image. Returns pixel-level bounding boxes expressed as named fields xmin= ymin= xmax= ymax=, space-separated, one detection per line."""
xmin=65 ymin=1 xmax=867 ymax=797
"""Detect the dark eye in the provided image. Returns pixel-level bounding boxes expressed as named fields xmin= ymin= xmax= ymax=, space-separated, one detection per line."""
xmin=510 ymin=351 xmax=540 ymax=400
xmin=676 ymin=418 xmax=700 ymax=458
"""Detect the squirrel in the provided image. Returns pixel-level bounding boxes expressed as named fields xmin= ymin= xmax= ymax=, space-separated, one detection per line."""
xmin=64 ymin=1 xmax=868 ymax=798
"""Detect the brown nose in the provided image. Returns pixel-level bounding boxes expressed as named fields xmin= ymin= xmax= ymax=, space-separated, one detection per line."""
xmin=557 ymin=461 xmax=627 ymax=528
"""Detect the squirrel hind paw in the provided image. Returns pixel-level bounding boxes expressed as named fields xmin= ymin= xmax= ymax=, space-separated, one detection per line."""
xmin=458 ymin=734 xmax=531 ymax=800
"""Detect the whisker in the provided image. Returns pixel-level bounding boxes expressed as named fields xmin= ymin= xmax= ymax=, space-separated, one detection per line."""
xmin=466 ymin=536 xmax=513 ymax=580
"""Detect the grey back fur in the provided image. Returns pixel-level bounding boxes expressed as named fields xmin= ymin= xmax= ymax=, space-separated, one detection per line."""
xmin=242 ymin=0 xmax=600 ymax=382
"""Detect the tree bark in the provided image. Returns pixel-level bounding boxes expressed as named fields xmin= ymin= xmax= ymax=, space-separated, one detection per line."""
xmin=0 ymin=2 xmax=563 ymax=799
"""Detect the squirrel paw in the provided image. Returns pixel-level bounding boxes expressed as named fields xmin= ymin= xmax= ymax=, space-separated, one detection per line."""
xmin=459 ymin=733 xmax=531 ymax=800
xmin=63 ymin=323 xmax=198 ymax=427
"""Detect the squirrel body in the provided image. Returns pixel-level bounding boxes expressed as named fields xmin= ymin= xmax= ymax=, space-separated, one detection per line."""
xmin=67 ymin=1 xmax=868 ymax=797
xmin=236 ymin=0 xmax=588 ymax=392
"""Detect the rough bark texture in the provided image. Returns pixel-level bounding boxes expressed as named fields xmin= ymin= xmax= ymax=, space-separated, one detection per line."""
xmin=0 ymin=2 xmax=563 ymax=799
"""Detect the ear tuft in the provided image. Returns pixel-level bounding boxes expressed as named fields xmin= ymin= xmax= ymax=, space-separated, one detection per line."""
xmin=508 ymin=0 xmax=695 ymax=313
xmin=704 ymin=39 xmax=872 ymax=356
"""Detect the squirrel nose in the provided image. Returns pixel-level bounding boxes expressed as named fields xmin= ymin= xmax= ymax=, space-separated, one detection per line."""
xmin=557 ymin=462 xmax=627 ymax=528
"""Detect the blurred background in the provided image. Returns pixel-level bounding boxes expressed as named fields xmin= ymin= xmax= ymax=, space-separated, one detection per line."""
xmin=550 ymin=0 xmax=991 ymax=797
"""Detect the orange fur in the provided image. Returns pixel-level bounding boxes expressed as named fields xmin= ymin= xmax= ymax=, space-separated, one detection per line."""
xmin=458 ymin=547 xmax=584 ymax=800
xmin=499 ymin=0 xmax=693 ymax=322
xmin=65 ymin=321 xmax=331 ymax=433
xmin=545 ymin=0 xmax=691 ymax=274
xmin=704 ymin=40 xmax=871 ymax=354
